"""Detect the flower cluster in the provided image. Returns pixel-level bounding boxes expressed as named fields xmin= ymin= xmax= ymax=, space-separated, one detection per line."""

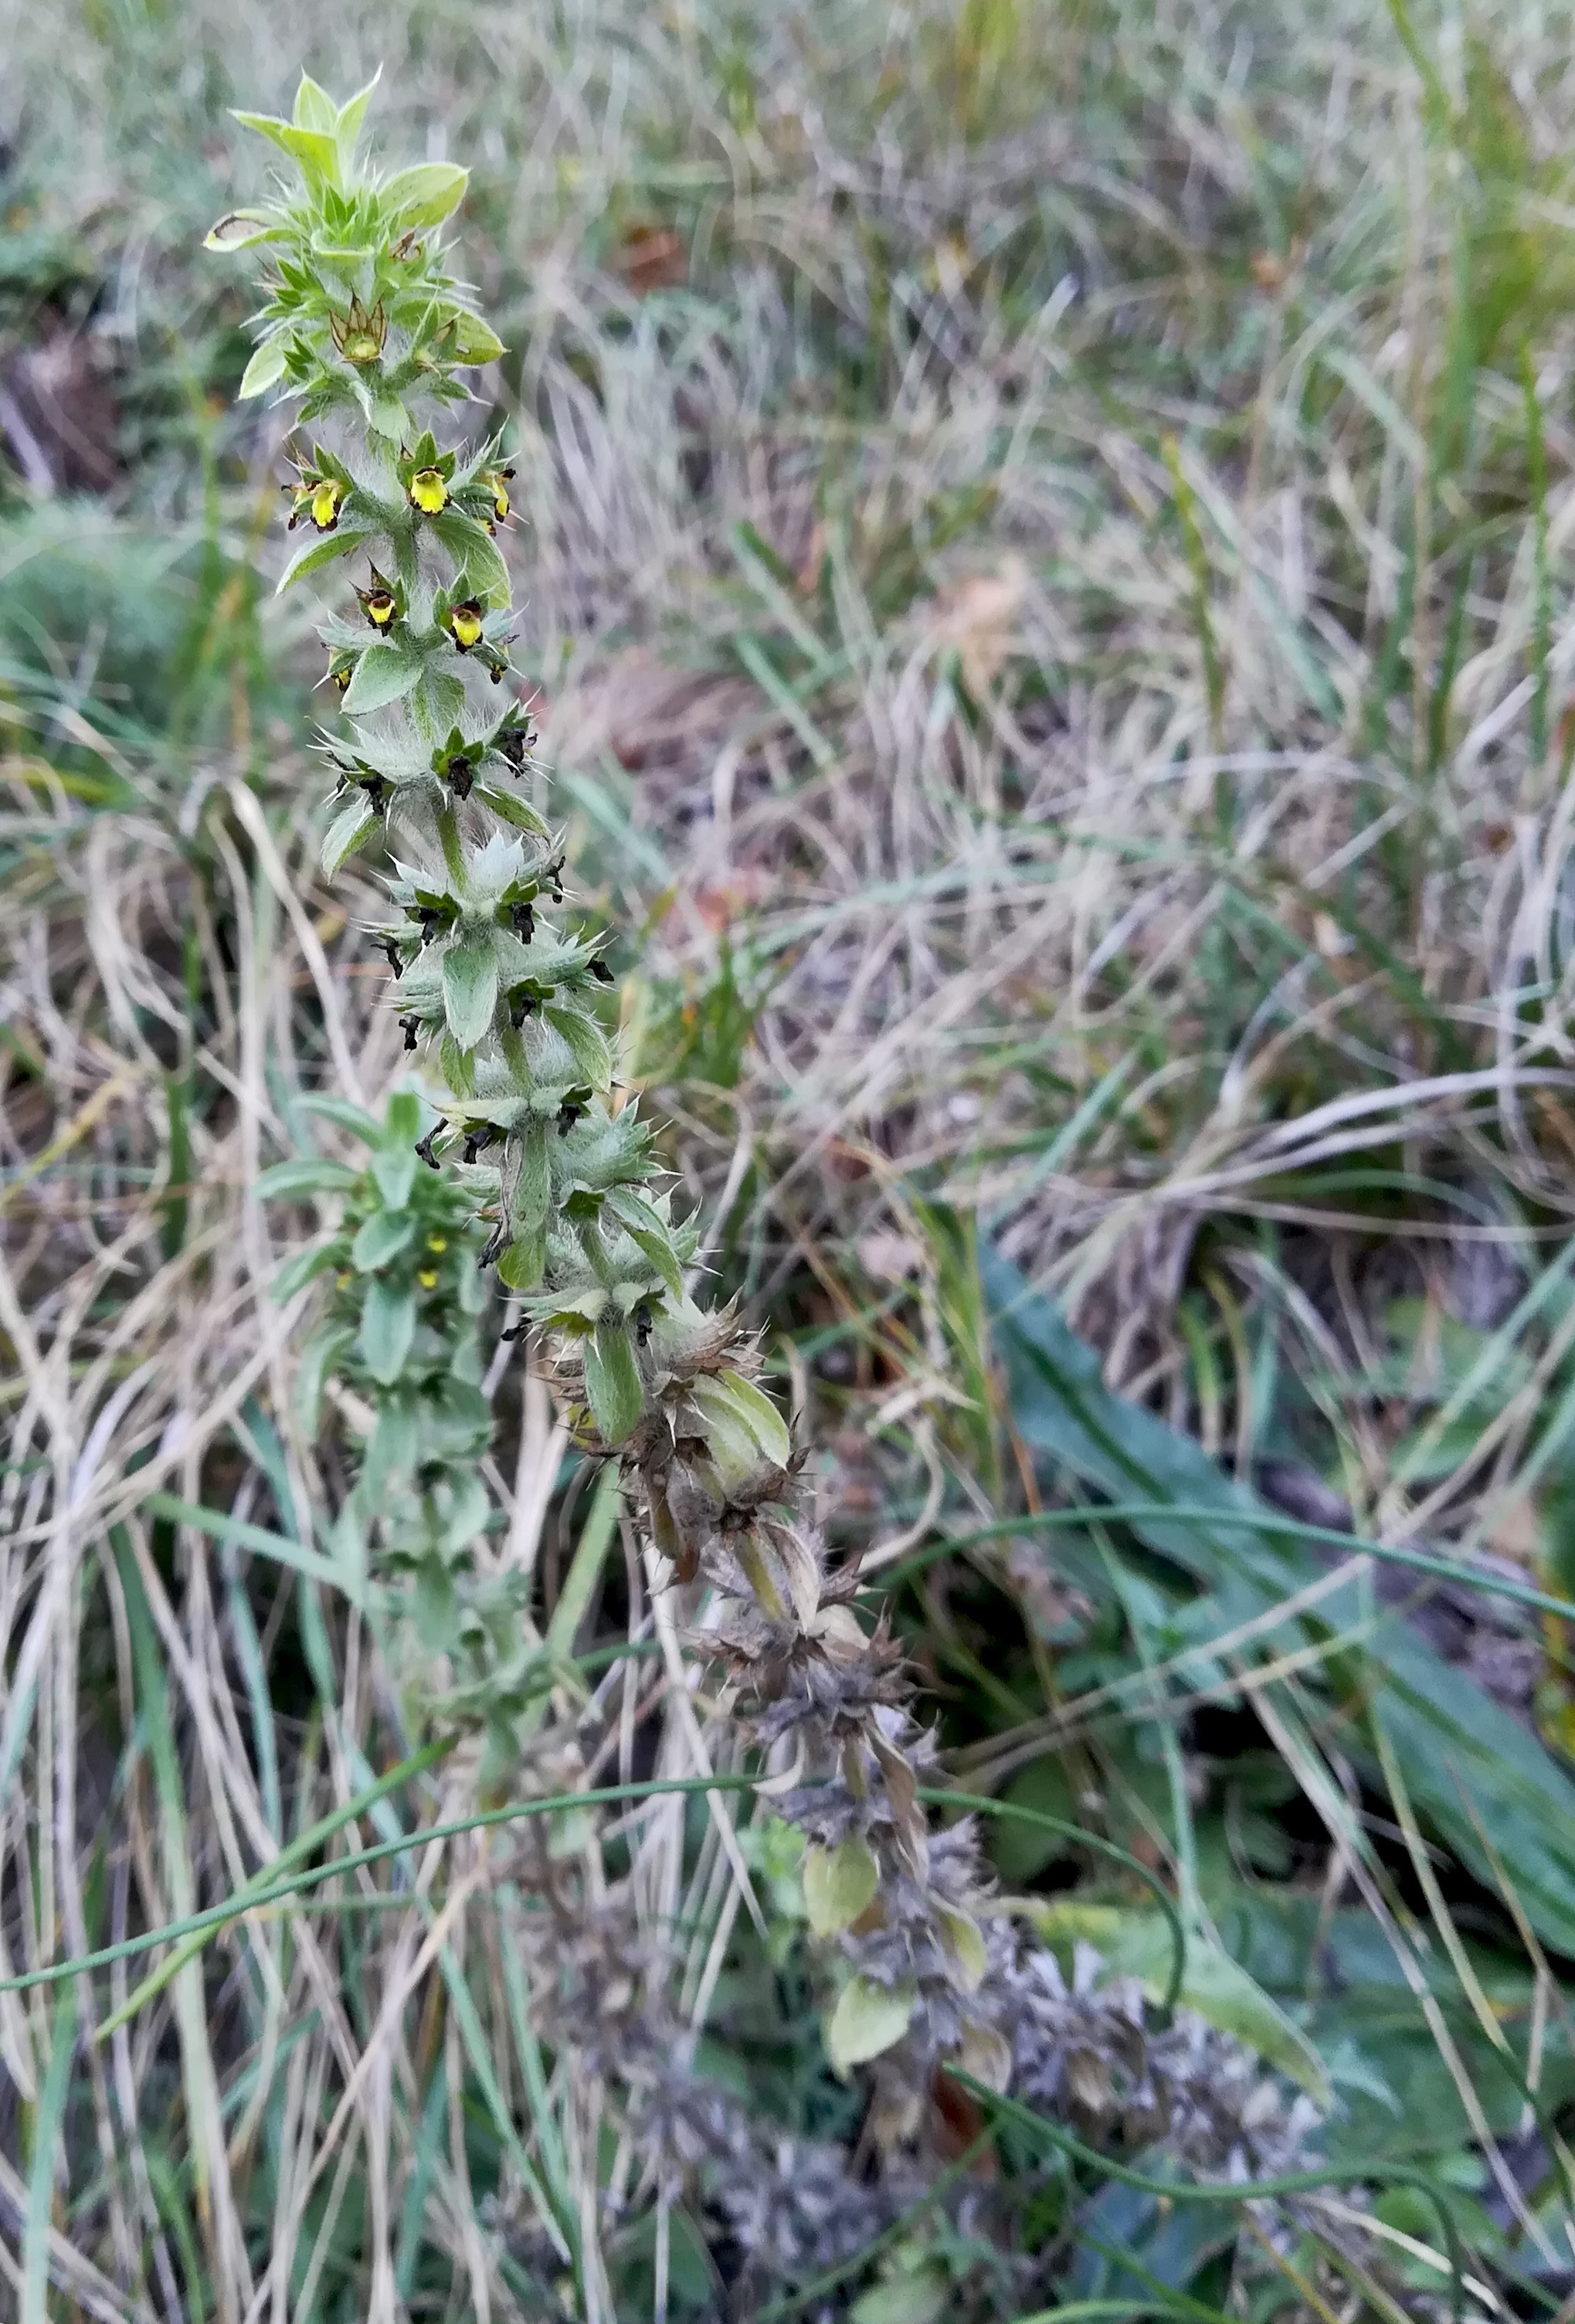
xmin=219 ymin=70 xmax=1000 ymax=2097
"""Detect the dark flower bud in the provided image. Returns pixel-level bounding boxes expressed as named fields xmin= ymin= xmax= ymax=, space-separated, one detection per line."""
xmin=331 ymin=294 xmax=387 ymax=366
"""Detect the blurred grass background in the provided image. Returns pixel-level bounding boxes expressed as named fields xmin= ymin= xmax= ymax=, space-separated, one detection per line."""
xmin=10 ymin=0 xmax=1575 ymax=2315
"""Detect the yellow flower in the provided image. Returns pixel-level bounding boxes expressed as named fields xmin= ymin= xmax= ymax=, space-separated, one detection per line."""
xmin=311 ymin=478 xmax=345 ymax=531
xmin=409 ymin=467 xmax=448 ymax=515
xmin=356 ymin=579 xmax=397 ymax=627
xmin=426 ymin=1233 xmax=448 ymax=1253
xmin=418 ymin=1268 xmax=440 ymax=1289
xmin=446 ymin=599 xmax=484 ymax=652
xmin=485 ymin=467 xmax=514 ymax=524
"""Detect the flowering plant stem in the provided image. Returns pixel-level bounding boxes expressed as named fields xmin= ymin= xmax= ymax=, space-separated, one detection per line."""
xmin=217 ymin=68 xmax=1001 ymax=2112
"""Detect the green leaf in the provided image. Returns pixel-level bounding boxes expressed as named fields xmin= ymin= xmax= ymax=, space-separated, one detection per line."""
xmin=508 ymin=1123 xmax=552 ymax=1230
xmin=276 ymin=525 xmax=375 ymax=596
xmin=298 ymin=1095 xmax=383 ymax=1145
xmin=359 ymin=1277 xmax=416 ymax=1385
xmin=584 ymin=1320 xmax=644 ymax=1443
xmin=341 ymin=641 xmax=423 ymax=716
xmin=442 ymin=943 xmax=499 ymax=1049
xmin=255 ymin=1158 xmax=358 ymax=1200
xmin=383 ymin=1091 xmax=423 ymax=1149
xmin=292 ymin=74 xmax=338 ymax=133
xmin=205 ymin=209 xmax=286 ymax=252
xmin=334 ymin=70 xmax=382 ymax=161
xmin=711 ymin=1368 xmax=792 ymax=1466
xmin=605 ymin=1189 xmax=684 ymax=1300
xmin=983 ymin=1242 xmax=1575 ymax=1962
xmin=382 ymin=162 xmax=470 ymax=229
xmin=271 ymin=1240 xmax=341 ymax=1305
xmin=299 ymin=1325 xmax=354 ymax=1436
xmin=368 ymin=394 xmax=412 ymax=442
xmin=850 ymin=2268 xmax=949 ymax=2324
xmin=545 ymin=1004 xmax=612 ymax=1090
xmin=370 ymin=1142 xmax=419 ymax=1211
xmin=321 ymin=797 xmax=378 ymax=878
xmin=474 ymin=780 xmax=548 ymax=835
xmin=803 ymin=1835 xmax=879 ymax=1937
xmin=429 ymin=511 xmax=508 ymax=602
xmin=239 ymin=339 xmax=290 ymax=399
xmin=445 ymin=308 xmax=505 ymax=365
xmin=351 ymin=1211 xmax=419 ymax=1272
xmin=230 ymin=112 xmax=341 ymax=185
xmin=826 ymin=1974 xmax=915 ymax=2071
xmin=497 ymin=1226 xmax=545 ymax=1292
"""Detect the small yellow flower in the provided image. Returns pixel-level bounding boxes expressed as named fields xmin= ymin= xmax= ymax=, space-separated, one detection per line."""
xmin=418 ymin=1268 xmax=440 ymax=1289
xmin=485 ymin=466 xmax=514 ymax=524
xmin=446 ymin=599 xmax=484 ymax=652
xmin=311 ymin=477 xmax=345 ymax=532
xmin=356 ymin=577 xmax=398 ymax=628
xmin=409 ymin=467 xmax=448 ymax=515
xmin=426 ymin=1233 xmax=448 ymax=1253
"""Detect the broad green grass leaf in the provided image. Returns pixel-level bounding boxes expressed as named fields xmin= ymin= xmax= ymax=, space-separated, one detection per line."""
xmin=983 ymin=1244 xmax=1575 ymax=1958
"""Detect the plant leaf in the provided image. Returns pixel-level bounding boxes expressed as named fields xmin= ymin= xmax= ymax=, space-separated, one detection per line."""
xmin=445 ymin=309 xmax=506 ymax=365
xmin=474 ymin=780 xmax=548 ymax=835
xmin=321 ymin=797 xmax=378 ymax=878
xmin=292 ymin=74 xmax=337 ymax=133
xmin=382 ymin=162 xmax=470 ymax=229
xmin=803 ymin=1836 xmax=879 ymax=1937
xmin=298 ymin=1095 xmax=383 ymax=1144
xmin=334 ymin=69 xmax=382 ymax=161
xmin=584 ymin=1320 xmax=644 ymax=1443
xmin=230 ymin=112 xmax=341 ymax=185
xmin=442 ymin=942 xmax=499 ymax=1049
xmin=276 ymin=525 xmax=375 ymax=596
xmin=826 ymin=1975 xmax=915 ymax=2072
xmin=255 ymin=1158 xmax=358 ymax=1200
xmin=271 ymin=1240 xmax=341 ymax=1305
xmin=239 ymin=338 xmax=290 ymax=399
xmin=351 ymin=1211 xmax=419 ymax=1272
xmin=359 ymin=1277 xmax=416 ymax=1386
xmin=204 ymin=209 xmax=285 ymax=252
xmin=544 ymin=1005 xmax=612 ymax=1090
xmin=851 ymin=2268 xmax=950 ymax=2324
xmin=341 ymin=641 xmax=423 ymax=716
xmin=982 ymin=1242 xmax=1575 ymax=1960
